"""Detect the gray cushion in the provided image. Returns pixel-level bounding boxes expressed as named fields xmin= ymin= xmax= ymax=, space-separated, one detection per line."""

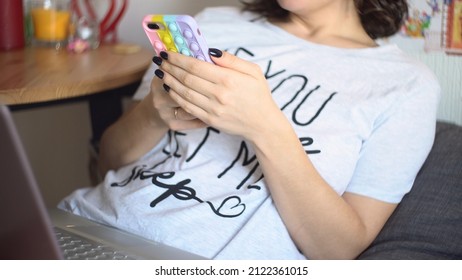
xmin=358 ymin=121 xmax=462 ymax=259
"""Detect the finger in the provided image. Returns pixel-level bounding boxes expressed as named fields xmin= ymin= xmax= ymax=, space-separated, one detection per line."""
xmin=167 ymin=86 xmax=209 ymax=122
xmin=161 ymin=51 xmax=232 ymax=84
xmin=150 ymin=78 xmax=179 ymax=108
xmin=209 ymin=49 xmax=263 ymax=77
xmin=174 ymin=107 xmax=198 ymax=121
xmin=158 ymin=66 xmax=213 ymax=114
xmin=162 ymin=50 xmax=262 ymax=91
xmin=159 ymin=60 xmax=218 ymax=100
xmin=170 ymin=118 xmax=208 ymax=131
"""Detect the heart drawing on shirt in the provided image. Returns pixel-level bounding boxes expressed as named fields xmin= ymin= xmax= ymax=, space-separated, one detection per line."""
xmin=207 ymin=196 xmax=246 ymax=218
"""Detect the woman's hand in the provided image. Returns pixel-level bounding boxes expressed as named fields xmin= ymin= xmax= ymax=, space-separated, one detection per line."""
xmin=150 ymin=64 xmax=208 ymax=131
xmin=156 ymin=49 xmax=284 ymax=141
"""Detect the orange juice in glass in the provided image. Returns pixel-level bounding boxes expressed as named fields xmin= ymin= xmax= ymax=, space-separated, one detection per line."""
xmin=30 ymin=0 xmax=71 ymax=48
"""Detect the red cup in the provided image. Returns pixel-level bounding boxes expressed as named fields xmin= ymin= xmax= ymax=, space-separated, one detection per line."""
xmin=0 ymin=0 xmax=25 ymax=51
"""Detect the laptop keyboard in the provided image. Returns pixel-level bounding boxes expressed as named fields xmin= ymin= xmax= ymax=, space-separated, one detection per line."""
xmin=54 ymin=227 xmax=136 ymax=260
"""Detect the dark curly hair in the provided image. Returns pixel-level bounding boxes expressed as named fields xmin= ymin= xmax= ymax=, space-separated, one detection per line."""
xmin=239 ymin=0 xmax=408 ymax=39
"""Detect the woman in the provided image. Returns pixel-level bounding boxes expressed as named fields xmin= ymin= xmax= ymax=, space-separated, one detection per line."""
xmin=59 ymin=0 xmax=440 ymax=259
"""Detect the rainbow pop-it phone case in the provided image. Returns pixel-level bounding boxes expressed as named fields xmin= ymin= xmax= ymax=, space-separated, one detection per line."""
xmin=142 ymin=15 xmax=212 ymax=62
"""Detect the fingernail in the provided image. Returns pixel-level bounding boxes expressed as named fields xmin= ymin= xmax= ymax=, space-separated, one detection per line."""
xmin=163 ymin=84 xmax=170 ymax=92
xmin=160 ymin=51 xmax=168 ymax=60
xmin=155 ymin=69 xmax=164 ymax=79
xmin=209 ymin=48 xmax=223 ymax=58
xmin=152 ymin=56 xmax=162 ymax=66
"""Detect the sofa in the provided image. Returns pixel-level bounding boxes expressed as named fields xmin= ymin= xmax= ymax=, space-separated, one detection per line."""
xmin=358 ymin=121 xmax=462 ymax=259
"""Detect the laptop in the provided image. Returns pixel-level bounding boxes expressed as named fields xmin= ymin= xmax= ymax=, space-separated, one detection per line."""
xmin=0 ymin=105 xmax=206 ymax=260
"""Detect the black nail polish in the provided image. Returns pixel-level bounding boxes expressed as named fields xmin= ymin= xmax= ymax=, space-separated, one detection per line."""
xmin=163 ymin=84 xmax=170 ymax=92
xmin=155 ymin=69 xmax=164 ymax=79
xmin=152 ymin=56 xmax=162 ymax=66
xmin=160 ymin=51 xmax=168 ymax=60
xmin=209 ymin=48 xmax=223 ymax=58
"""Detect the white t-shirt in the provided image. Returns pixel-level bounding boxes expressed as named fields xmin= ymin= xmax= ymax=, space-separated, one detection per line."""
xmin=59 ymin=7 xmax=440 ymax=259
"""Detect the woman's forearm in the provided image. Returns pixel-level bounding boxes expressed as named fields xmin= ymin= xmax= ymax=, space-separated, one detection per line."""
xmin=249 ymin=113 xmax=373 ymax=259
xmin=98 ymin=95 xmax=169 ymax=176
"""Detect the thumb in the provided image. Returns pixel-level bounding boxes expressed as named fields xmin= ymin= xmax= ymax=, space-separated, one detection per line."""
xmin=208 ymin=48 xmax=260 ymax=76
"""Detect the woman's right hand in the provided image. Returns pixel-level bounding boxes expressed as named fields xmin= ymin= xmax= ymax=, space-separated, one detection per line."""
xmin=150 ymin=69 xmax=208 ymax=131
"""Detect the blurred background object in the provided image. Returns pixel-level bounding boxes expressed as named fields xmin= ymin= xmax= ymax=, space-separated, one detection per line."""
xmin=0 ymin=0 xmax=25 ymax=51
xmin=29 ymin=0 xmax=71 ymax=49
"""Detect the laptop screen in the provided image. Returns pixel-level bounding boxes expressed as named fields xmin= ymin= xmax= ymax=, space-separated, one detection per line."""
xmin=0 ymin=105 xmax=62 ymax=260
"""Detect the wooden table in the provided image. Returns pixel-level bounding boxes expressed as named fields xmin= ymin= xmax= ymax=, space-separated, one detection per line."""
xmin=0 ymin=44 xmax=151 ymax=104
xmin=0 ymin=44 xmax=152 ymax=142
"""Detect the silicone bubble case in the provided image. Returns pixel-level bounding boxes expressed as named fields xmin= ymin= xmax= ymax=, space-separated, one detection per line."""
xmin=142 ymin=15 xmax=212 ymax=63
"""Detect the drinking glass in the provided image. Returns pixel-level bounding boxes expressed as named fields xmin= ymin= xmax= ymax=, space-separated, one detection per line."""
xmin=29 ymin=0 xmax=71 ymax=49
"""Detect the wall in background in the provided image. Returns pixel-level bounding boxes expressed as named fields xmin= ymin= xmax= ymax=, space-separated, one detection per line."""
xmin=413 ymin=52 xmax=462 ymax=125
xmin=12 ymin=102 xmax=92 ymax=207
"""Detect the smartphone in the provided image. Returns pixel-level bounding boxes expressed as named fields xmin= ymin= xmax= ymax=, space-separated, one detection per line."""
xmin=142 ymin=14 xmax=212 ymax=63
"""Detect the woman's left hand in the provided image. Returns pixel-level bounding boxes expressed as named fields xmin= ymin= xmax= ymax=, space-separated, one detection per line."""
xmin=157 ymin=49 xmax=284 ymax=141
